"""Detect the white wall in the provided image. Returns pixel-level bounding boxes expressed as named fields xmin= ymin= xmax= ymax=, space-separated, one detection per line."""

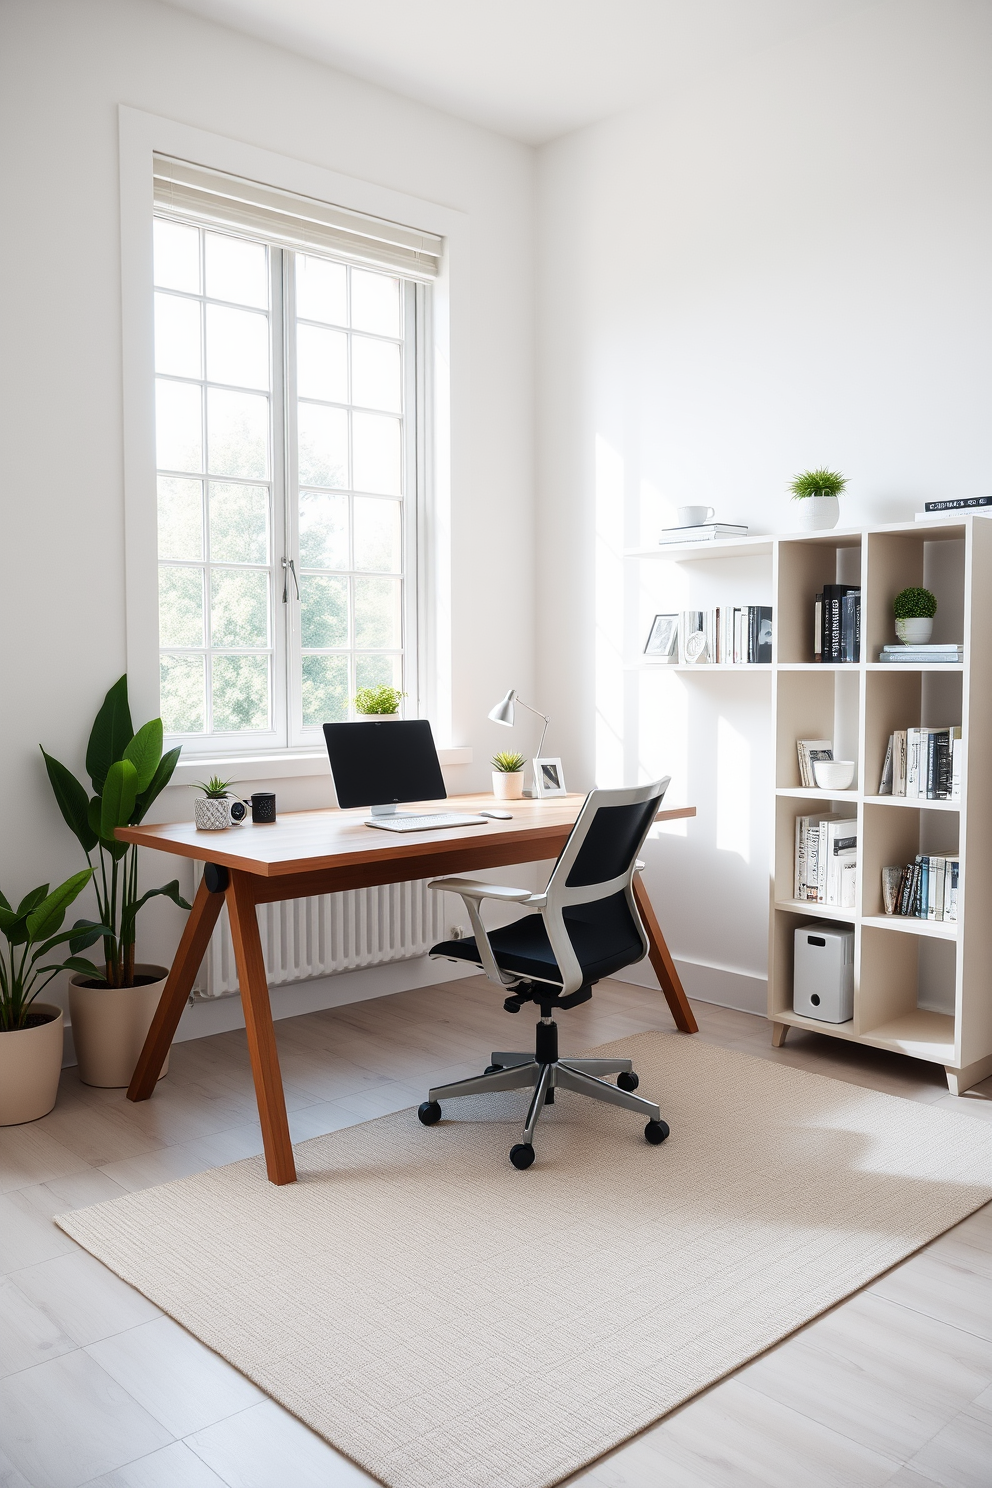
xmin=535 ymin=0 xmax=992 ymax=1011
xmin=0 ymin=0 xmax=535 ymax=1036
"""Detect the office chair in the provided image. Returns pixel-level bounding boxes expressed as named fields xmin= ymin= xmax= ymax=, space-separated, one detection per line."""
xmin=419 ymin=779 xmax=671 ymax=1168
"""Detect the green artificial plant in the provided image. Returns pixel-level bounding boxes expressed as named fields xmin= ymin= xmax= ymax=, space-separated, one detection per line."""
xmin=41 ymin=676 xmax=190 ymax=989
xmin=491 ymin=751 xmax=527 ymax=773
xmin=352 ymin=685 xmax=406 ymax=715
xmin=0 ymin=870 xmax=109 ymax=1031
xmin=893 ymin=587 xmax=937 ymax=619
xmin=191 ymin=776 xmax=235 ymax=798
xmin=788 ymin=468 xmax=848 ymax=500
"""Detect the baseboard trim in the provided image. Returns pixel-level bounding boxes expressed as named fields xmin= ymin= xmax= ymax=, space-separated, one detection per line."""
xmin=613 ymin=957 xmax=768 ymax=1018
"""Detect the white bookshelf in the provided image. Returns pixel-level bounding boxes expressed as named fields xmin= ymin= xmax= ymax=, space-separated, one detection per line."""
xmin=630 ymin=514 xmax=992 ymax=1095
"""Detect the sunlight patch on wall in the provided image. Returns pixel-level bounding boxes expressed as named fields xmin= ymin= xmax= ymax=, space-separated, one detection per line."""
xmin=716 ymin=714 xmax=750 ymax=861
xmin=595 ymin=434 xmax=624 ymax=787
xmin=640 ymin=671 xmax=687 ymax=837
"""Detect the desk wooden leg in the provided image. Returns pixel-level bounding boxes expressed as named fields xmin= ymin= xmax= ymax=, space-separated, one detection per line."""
xmin=127 ymin=876 xmax=225 ymax=1102
xmin=226 ymin=871 xmax=296 ymax=1185
xmin=632 ymin=874 xmax=698 ymax=1034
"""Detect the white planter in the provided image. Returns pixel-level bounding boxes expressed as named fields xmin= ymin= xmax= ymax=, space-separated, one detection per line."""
xmin=492 ymin=771 xmax=524 ymax=800
xmin=895 ymin=617 xmax=934 ymax=644
xmin=355 ymin=713 xmax=400 ymax=720
xmin=69 ymin=964 xmax=170 ymax=1088
xmin=194 ymin=797 xmax=232 ymax=830
xmin=795 ymin=495 xmax=840 ymax=531
xmin=0 ymin=1004 xmax=63 ymax=1125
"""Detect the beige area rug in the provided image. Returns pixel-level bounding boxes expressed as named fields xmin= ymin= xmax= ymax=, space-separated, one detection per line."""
xmin=57 ymin=1033 xmax=992 ymax=1488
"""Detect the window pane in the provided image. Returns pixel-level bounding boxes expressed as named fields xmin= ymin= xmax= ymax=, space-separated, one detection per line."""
xmin=296 ymin=255 xmax=347 ymax=325
xmin=206 ymin=388 xmax=269 ymax=479
xmin=158 ymin=478 xmax=203 ymax=561
xmin=160 ymin=654 xmax=205 ymax=733
xmin=298 ymin=403 xmax=347 ymax=488
xmin=354 ymin=575 xmax=401 ymax=649
xmin=205 ymin=305 xmax=269 ymax=392
xmin=301 ymin=574 xmax=348 ymax=648
xmin=351 ymin=336 xmax=401 ymax=413
xmin=159 ymin=565 xmax=204 ymax=646
xmin=297 ymin=324 xmax=347 ymax=403
xmin=210 ymin=569 xmax=269 ymax=648
xmin=352 ymin=411 xmax=400 ymax=495
xmin=209 ymin=482 xmax=268 ymax=565
xmin=353 ymin=497 xmax=400 ymax=572
xmin=154 ymin=219 xmax=199 ymax=294
xmin=204 ymin=232 xmax=268 ymax=309
xmin=156 ymin=379 xmax=202 ymax=473
xmin=299 ymin=491 xmax=348 ymax=570
xmin=155 ymin=293 xmax=201 ymax=379
xmin=355 ymin=653 xmax=401 ymax=694
xmin=302 ymin=655 xmax=348 ymax=728
xmin=212 ymin=653 xmax=270 ymax=731
xmin=351 ymin=269 xmax=399 ymax=337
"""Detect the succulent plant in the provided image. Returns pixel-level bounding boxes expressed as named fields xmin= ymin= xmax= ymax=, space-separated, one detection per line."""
xmin=491 ymin=751 xmax=526 ymax=773
xmin=789 ymin=468 xmax=848 ymax=499
xmin=191 ymin=776 xmax=234 ymax=798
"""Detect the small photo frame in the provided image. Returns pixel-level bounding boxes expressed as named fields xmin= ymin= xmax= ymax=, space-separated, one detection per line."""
xmin=643 ymin=613 xmax=678 ymax=661
xmin=532 ymin=757 xmax=567 ymax=798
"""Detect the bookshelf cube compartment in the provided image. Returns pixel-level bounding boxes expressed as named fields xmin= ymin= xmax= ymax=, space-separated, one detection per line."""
xmin=858 ymin=924 xmax=957 ymax=1061
xmin=776 ymin=668 xmax=860 ymax=789
xmin=863 ymin=668 xmax=962 ymax=800
xmin=770 ymin=907 xmax=858 ymax=1025
xmin=776 ymin=534 xmax=862 ymax=664
xmin=864 ymin=527 xmax=965 ymax=662
xmin=775 ymin=795 xmax=858 ymax=912
xmin=861 ymin=801 xmax=959 ymax=921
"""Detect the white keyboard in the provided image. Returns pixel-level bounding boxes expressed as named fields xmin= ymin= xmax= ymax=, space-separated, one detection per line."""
xmin=365 ymin=813 xmax=489 ymax=833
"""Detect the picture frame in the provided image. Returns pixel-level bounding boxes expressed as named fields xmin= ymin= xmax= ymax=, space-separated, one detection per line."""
xmin=643 ymin=612 xmax=678 ymax=661
xmin=532 ymin=757 xmax=567 ymax=798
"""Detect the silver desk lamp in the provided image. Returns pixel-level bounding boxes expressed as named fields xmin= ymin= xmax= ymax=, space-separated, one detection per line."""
xmin=487 ymin=689 xmax=550 ymax=797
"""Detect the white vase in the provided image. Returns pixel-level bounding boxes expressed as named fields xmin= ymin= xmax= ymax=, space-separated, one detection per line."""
xmin=795 ymin=496 xmax=840 ymax=531
xmin=0 ymin=1005 xmax=64 ymax=1125
xmin=69 ymin=964 xmax=170 ymax=1088
xmin=492 ymin=771 xmax=524 ymax=800
xmin=895 ymin=617 xmax=933 ymax=644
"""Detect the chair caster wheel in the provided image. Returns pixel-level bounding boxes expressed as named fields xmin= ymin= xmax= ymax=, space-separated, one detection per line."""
xmin=418 ymin=1101 xmax=442 ymax=1126
xmin=644 ymin=1119 xmax=670 ymax=1145
xmin=616 ymin=1070 xmax=639 ymax=1092
xmin=509 ymin=1143 xmax=535 ymax=1169
xmin=484 ymin=1064 xmax=503 ymax=1075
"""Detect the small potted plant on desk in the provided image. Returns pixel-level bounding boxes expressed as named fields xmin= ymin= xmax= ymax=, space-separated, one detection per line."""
xmin=893 ymin=586 xmax=937 ymax=645
xmin=491 ymin=751 xmax=527 ymax=800
xmin=0 ymin=869 xmax=108 ymax=1124
xmin=353 ymin=684 xmax=405 ymax=718
xmin=789 ymin=468 xmax=848 ymax=530
xmin=41 ymin=676 xmax=190 ymax=1088
xmin=191 ymin=776 xmax=244 ymax=831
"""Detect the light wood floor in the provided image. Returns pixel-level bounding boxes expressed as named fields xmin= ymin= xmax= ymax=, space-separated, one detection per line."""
xmin=1 ymin=976 xmax=991 ymax=1488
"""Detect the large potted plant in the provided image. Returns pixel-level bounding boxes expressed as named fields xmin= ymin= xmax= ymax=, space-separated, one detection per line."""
xmin=41 ymin=676 xmax=190 ymax=1087
xmin=789 ymin=468 xmax=848 ymax=530
xmin=0 ymin=869 xmax=106 ymax=1124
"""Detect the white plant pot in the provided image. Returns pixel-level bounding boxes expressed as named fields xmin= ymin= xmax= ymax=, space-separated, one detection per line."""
xmin=492 ymin=771 xmax=524 ymax=800
xmin=795 ymin=495 xmax=840 ymax=531
xmin=0 ymin=1004 xmax=63 ymax=1125
xmin=69 ymin=964 xmax=170 ymax=1088
xmin=194 ymin=797 xmax=232 ymax=830
xmin=356 ymin=713 xmax=400 ymax=720
xmin=895 ymin=617 xmax=934 ymax=644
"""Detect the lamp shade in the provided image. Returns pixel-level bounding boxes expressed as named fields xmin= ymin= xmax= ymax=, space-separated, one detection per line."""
xmin=487 ymin=689 xmax=516 ymax=726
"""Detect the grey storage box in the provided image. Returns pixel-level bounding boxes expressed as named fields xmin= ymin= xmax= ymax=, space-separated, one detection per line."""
xmin=794 ymin=923 xmax=854 ymax=1023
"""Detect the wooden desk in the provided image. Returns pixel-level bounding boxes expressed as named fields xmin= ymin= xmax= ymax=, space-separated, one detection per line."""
xmin=121 ymin=794 xmax=696 ymax=1184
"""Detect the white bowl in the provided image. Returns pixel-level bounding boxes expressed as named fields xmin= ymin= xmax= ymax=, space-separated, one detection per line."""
xmin=813 ymin=759 xmax=855 ymax=791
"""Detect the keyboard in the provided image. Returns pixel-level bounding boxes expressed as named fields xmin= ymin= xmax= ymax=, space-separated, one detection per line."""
xmin=365 ymin=813 xmax=490 ymax=833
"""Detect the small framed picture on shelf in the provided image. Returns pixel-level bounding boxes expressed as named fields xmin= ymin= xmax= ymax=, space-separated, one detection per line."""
xmin=532 ymin=757 xmax=567 ymax=798
xmin=644 ymin=613 xmax=678 ymax=661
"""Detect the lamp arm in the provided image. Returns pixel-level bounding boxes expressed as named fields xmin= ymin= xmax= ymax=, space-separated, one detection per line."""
xmin=513 ymin=696 xmax=549 ymax=757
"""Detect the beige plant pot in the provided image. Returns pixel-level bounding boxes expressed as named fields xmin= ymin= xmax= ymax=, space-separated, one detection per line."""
xmin=0 ymin=1004 xmax=64 ymax=1125
xmin=69 ymin=964 xmax=170 ymax=1088
xmin=492 ymin=771 xmax=525 ymax=800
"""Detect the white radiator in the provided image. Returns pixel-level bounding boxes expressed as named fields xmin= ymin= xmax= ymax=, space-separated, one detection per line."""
xmin=192 ymin=867 xmax=445 ymax=999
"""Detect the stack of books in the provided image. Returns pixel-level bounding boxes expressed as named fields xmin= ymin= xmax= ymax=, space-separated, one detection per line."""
xmin=887 ymin=856 xmax=959 ymax=921
xmin=658 ymin=523 xmax=748 ymax=545
xmin=794 ymin=814 xmax=858 ymax=906
xmin=814 ymin=587 xmax=860 ymax=662
xmin=678 ymin=607 xmax=772 ymax=664
xmin=878 ymin=644 xmax=963 ymax=664
xmin=877 ymin=728 xmax=962 ymax=799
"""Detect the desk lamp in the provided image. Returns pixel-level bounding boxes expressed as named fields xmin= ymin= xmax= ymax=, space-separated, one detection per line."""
xmin=487 ymin=689 xmax=550 ymax=797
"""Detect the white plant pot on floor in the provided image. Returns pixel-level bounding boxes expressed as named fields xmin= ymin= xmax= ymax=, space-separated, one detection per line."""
xmin=492 ymin=771 xmax=524 ymax=800
xmin=795 ymin=496 xmax=840 ymax=531
xmin=895 ymin=617 xmax=934 ymax=644
xmin=0 ymin=1005 xmax=64 ymax=1125
xmin=69 ymin=964 xmax=170 ymax=1088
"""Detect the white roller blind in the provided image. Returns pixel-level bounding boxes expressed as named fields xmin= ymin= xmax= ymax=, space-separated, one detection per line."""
xmin=152 ymin=155 xmax=442 ymax=280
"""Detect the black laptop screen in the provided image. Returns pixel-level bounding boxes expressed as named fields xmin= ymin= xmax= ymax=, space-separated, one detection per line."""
xmin=322 ymin=720 xmax=447 ymax=809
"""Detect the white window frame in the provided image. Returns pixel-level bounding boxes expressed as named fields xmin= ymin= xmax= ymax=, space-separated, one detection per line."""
xmin=119 ymin=107 xmax=467 ymax=778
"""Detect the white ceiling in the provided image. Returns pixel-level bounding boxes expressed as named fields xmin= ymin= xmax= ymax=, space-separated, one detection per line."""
xmin=159 ymin=0 xmax=880 ymax=145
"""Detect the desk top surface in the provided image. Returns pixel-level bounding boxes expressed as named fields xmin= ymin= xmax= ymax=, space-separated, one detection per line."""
xmin=118 ymin=794 xmax=695 ymax=879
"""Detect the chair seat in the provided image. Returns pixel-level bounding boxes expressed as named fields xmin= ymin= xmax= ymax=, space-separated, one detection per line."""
xmin=431 ymin=890 xmax=643 ymax=986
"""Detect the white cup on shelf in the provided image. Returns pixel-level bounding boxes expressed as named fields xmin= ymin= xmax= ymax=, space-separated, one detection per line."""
xmin=676 ymin=505 xmax=715 ymax=526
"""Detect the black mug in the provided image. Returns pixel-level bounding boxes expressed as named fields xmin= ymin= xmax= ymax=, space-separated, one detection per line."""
xmin=251 ymin=792 xmax=277 ymax=824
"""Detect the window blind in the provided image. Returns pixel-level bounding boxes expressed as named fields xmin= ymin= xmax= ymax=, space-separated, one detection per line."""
xmin=152 ymin=155 xmax=442 ymax=280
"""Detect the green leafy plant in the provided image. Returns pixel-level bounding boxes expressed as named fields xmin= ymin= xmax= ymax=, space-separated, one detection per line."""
xmin=788 ymin=468 xmax=848 ymax=500
xmin=191 ymin=777 xmax=234 ymax=798
xmin=353 ymin=685 xmax=406 ymax=716
xmin=41 ymin=676 xmax=190 ymax=990
xmin=491 ymin=751 xmax=526 ymax=773
xmin=0 ymin=870 xmax=110 ymax=1031
xmin=893 ymin=587 xmax=937 ymax=619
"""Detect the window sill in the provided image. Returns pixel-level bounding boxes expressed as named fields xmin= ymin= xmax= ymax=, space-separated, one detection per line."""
xmin=168 ymin=746 xmax=473 ymax=786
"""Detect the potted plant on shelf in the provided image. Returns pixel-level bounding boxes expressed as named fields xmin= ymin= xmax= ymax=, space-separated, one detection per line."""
xmin=893 ymin=586 xmax=937 ymax=644
xmin=0 ymin=869 xmax=108 ymax=1124
xmin=40 ymin=676 xmax=190 ymax=1088
xmin=491 ymin=751 xmax=527 ymax=800
xmin=353 ymin=685 xmax=405 ymax=717
xmin=789 ymin=468 xmax=848 ymax=531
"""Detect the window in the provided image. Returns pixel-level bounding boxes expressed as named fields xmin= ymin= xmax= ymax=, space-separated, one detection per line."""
xmin=152 ymin=184 xmax=430 ymax=754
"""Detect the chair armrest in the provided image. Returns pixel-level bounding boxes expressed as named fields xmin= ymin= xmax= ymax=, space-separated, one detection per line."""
xmin=429 ymin=877 xmax=536 ymax=904
xmin=634 ymin=859 xmax=646 ymax=872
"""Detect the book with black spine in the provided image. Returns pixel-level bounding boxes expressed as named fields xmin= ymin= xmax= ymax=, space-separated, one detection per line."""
xmin=755 ymin=605 xmax=773 ymax=663
xmin=924 ymin=496 xmax=992 ymax=511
